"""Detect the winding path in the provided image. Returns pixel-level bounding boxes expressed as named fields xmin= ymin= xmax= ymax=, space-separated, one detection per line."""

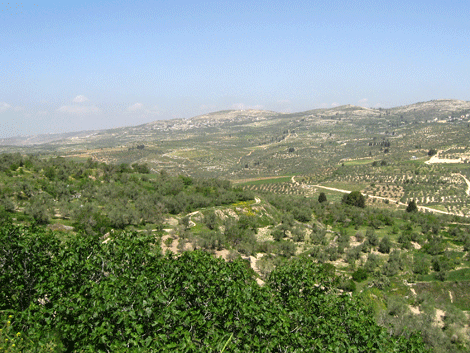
xmin=237 ymin=149 xmax=256 ymax=164
xmin=425 ymin=147 xmax=463 ymax=165
xmin=457 ymin=173 xmax=470 ymax=196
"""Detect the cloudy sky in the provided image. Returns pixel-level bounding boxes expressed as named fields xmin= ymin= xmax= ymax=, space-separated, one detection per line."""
xmin=1 ymin=0 xmax=469 ymax=137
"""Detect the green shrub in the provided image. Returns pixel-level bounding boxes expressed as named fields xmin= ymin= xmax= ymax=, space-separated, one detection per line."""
xmin=413 ymin=255 xmax=430 ymax=275
xmin=352 ymin=268 xmax=368 ymax=282
xmin=406 ymin=200 xmax=418 ymax=213
xmin=378 ymin=236 xmax=392 ymax=254
xmin=342 ymin=191 xmax=366 ymax=208
xmin=1 ymin=221 xmax=427 ymax=351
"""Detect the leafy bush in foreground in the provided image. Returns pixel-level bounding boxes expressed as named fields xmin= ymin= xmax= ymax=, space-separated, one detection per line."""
xmin=0 ymin=221 xmax=427 ymax=352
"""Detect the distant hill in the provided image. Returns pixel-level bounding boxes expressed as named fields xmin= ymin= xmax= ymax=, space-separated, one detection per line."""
xmin=2 ymin=99 xmax=469 ymax=147
xmin=0 ymin=130 xmax=97 ymax=147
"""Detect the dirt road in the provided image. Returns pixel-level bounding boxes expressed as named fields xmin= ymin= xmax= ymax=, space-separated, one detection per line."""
xmin=291 ymin=175 xmax=463 ymax=216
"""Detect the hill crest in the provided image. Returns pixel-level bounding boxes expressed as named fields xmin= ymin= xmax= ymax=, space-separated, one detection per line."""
xmin=1 ymin=99 xmax=469 ymax=147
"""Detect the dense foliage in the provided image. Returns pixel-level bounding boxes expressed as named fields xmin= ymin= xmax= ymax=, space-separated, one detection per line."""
xmin=407 ymin=199 xmax=418 ymax=213
xmin=0 ymin=153 xmax=253 ymax=235
xmin=318 ymin=192 xmax=327 ymax=203
xmin=0 ymin=220 xmax=428 ymax=352
xmin=342 ymin=191 xmax=366 ymax=208
xmin=2 ymin=152 xmax=470 ymax=352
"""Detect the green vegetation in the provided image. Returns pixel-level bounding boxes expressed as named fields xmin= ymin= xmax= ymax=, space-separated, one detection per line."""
xmin=342 ymin=190 xmax=366 ymax=208
xmin=0 ymin=153 xmax=253 ymax=236
xmin=318 ymin=191 xmax=327 ymax=203
xmin=3 ymin=97 xmax=470 ymax=353
xmin=236 ymin=176 xmax=292 ymax=186
xmin=1 ymin=221 xmax=427 ymax=352
xmin=407 ymin=199 xmax=418 ymax=212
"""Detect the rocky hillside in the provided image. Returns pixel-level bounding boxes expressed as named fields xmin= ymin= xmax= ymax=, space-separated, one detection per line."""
xmin=2 ymin=99 xmax=469 ymax=148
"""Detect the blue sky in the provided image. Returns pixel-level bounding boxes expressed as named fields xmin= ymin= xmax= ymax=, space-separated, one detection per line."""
xmin=1 ymin=0 xmax=469 ymax=137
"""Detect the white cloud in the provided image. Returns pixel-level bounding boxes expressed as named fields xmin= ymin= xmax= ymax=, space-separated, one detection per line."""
xmin=0 ymin=102 xmax=11 ymax=112
xmin=0 ymin=103 xmax=26 ymax=113
xmin=57 ymin=105 xmax=101 ymax=115
xmin=73 ymin=95 xmax=89 ymax=103
xmin=331 ymin=102 xmax=340 ymax=107
xmin=127 ymin=103 xmax=144 ymax=112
